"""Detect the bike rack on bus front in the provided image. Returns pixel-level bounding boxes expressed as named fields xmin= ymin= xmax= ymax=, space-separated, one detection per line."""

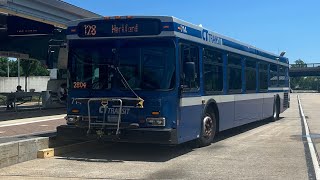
xmin=75 ymin=97 xmax=143 ymax=138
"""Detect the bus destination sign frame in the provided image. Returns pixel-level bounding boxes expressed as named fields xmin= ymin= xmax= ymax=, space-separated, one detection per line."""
xmin=78 ymin=19 xmax=162 ymax=37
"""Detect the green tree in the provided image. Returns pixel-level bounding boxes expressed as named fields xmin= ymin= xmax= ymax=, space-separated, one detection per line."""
xmin=0 ymin=57 xmax=9 ymax=77
xmin=293 ymin=59 xmax=306 ymax=67
xmin=0 ymin=58 xmax=49 ymax=77
xmin=20 ymin=59 xmax=37 ymax=91
xmin=31 ymin=63 xmax=50 ymax=76
xmin=290 ymin=59 xmax=320 ymax=90
xmin=19 ymin=59 xmax=50 ymax=91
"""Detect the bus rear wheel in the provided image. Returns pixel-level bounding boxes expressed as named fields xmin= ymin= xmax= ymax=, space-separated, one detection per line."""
xmin=197 ymin=112 xmax=216 ymax=147
xmin=272 ymin=98 xmax=280 ymax=121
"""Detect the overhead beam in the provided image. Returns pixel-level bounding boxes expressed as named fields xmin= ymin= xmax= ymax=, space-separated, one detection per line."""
xmin=0 ymin=0 xmax=101 ymax=28
xmin=290 ymin=68 xmax=320 ymax=77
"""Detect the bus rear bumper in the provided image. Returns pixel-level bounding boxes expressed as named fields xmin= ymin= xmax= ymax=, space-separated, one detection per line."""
xmin=57 ymin=125 xmax=178 ymax=145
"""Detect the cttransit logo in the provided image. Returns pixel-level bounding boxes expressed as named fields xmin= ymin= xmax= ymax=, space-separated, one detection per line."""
xmin=202 ymin=29 xmax=222 ymax=45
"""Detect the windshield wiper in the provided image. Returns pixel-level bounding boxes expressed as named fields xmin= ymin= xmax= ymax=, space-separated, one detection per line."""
xmin=114 ymin=67 xmax=144 ymax=108
xmin=111 ymin=48 xmax=144 ymax=108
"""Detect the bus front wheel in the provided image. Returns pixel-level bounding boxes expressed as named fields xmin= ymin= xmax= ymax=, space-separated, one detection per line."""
xmin=197 ymin=112 xmax=216 ymax=147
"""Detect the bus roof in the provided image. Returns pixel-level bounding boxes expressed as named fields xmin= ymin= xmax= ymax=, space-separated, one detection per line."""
xmin=67 ymin=16 xmax=289 ymax=65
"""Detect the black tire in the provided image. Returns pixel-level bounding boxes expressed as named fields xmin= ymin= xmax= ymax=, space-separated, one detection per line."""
xmin=276 ymin=98 xmax=280 ymax=120
xmin=271 ymin=98 xmax=280 ymax=121
xmin=197 ymin=112 xmax=217 ymax=147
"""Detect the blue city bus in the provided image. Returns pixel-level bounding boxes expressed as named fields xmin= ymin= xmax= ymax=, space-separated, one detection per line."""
xmin=58 ymin=16 xmax=290 ymax=146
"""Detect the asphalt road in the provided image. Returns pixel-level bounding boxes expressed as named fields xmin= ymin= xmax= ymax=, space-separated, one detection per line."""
xmin=0 ymin=94 xmax=315 ymax=179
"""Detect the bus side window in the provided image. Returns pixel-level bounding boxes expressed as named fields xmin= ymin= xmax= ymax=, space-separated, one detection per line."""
xmin=259 ymin=62 xmax=268 ymax=92
xmin=269 ymin=64 xmax=278 ymax=87
xmin=279 ymin=65 xmax=286 ymax=87
xmin=180 ymin=44 xmax=199 ymax=91
xmin=227 ymin=54 xmax=242 ymax=93
xmin=203 ymin=48 xmax=223 ymax=94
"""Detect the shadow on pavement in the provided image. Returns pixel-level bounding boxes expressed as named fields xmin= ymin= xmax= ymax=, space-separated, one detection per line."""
xmin=0 ymin=108 xmax=66 ymax=121
xmin=213 ymin=117 xmax=282 ymax=143
xmin=56 ymin=117 xmax=281 ymax=163
xmin=56 ymin=141 xmax=194 ymax=163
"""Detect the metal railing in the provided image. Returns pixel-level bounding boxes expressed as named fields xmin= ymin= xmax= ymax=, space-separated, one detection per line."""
xmin=290 ymin=63 xmax=320 ymax=68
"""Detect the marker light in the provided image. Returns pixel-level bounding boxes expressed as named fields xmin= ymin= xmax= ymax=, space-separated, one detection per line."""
xmin=151 ymin=111 xmax=160 ymax=115
xmin=70 ymin=28 xmax=77 ymax=33
xmin=163 ymin=25 xmax=170 ymax=29
xmin=71 ymin=109 xmax=79 ymax=113
xmin=127 ymin=16 xmax=133 ymax=19
xmin=115 ymin=16 xmax=121 ymax=20
xmin=104 ymin=16 xmax=110 ymax=20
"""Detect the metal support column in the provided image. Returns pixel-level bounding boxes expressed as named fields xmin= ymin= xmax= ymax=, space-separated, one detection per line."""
xmin=17 ymin=58 xmax=20 ymax=86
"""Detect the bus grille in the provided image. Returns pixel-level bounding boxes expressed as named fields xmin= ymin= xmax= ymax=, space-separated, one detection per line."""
xmin=283 ymin=92 xmax=289 ymax=108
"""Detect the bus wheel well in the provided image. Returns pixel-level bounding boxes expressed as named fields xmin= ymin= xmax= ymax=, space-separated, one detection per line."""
xmin=204 ymin=102 xmax=220 ymax=133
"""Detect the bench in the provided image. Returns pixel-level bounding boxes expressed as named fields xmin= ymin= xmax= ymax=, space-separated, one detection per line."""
xmin=0 ymin=92 xmax=42 ymax=111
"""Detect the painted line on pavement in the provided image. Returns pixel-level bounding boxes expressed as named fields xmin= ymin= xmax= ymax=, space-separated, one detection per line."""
xmin=0 ymin=116 xmax=65 ymax=128
xmin=0 ymin=130 xmax=56 ymax=139
xmin=298 ymin=95 xmax=320 ymax=180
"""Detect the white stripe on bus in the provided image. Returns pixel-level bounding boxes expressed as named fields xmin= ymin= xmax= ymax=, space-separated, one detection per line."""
xmin=180 ymin=93 xmax=284 ymax=107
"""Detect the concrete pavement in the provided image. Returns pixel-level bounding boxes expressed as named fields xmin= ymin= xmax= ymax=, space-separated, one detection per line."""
xmin=298 ymin=93 xmax=320 ymax=177
xmin=0 ymin=94 xmax=313 ymax=179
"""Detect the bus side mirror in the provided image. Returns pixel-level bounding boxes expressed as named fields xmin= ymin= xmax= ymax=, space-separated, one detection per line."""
xmin=184 ymin=62 xmax=196 ymax=82
xmin=57 ymin=47 xmax=68 ymax=69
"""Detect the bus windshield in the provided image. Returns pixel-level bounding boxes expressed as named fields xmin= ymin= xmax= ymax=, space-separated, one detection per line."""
xmin=69 ymin=39 xmax=176 ymax=91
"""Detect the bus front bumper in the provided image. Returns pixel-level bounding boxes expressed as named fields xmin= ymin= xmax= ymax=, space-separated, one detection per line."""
xmin=57 ymin=125 xmax=178 ymax=145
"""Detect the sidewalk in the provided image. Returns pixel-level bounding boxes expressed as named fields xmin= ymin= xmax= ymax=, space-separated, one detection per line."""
xmin=0 ymin=108 xmax=66 ymax=122
xmin=0 ymin=108 xmax=66 ymax=143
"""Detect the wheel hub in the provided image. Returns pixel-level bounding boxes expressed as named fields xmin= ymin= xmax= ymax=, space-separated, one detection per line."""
xmin=203 ymin=116 xmax=213 ymax=138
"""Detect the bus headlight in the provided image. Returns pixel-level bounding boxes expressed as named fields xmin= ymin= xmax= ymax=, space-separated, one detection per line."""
xmin=146 ymin=117 xmax=165 ymax=127
xmin=65 ymin=115 xmax=82 ymax=124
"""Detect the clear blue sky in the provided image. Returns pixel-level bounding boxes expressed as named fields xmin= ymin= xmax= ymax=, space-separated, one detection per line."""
xmin=63 ymin=0 xmax=320 ymax=64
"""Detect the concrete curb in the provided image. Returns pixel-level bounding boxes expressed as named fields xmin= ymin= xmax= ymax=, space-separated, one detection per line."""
xmin=53 ymin=140 xmax=98 ymax=156
xmin=0 ymin=137 xmax=49 ymax=169
xmin=35 ymin=140 xmax=99 ymax=159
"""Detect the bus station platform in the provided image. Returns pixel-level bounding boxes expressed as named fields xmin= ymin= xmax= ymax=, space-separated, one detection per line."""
xmin=0 ymin=108 xmax=66 ymax=141
xmin=0 ymin=93 xmax=319 ymax=179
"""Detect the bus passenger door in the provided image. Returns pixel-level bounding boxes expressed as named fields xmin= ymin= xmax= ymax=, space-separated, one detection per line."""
xmin=178 ymin=43 xmax=203 ymax=143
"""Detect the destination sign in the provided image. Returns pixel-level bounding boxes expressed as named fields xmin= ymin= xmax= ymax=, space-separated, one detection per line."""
xmin=78 ymin=19 xmax=161 ymax=37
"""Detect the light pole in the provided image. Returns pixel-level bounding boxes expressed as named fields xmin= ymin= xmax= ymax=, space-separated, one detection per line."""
xmin=7 ymin=58 xmax=9 ymax=77
xmin=17 ymin=58 xmax=20 ymax=86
